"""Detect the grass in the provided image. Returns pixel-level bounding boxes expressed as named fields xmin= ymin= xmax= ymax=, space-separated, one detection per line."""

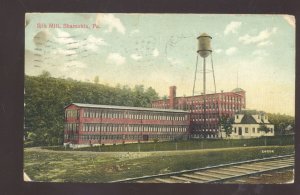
xmin=24 ymin=145 xmax=294 ymax=183
xmin=42 ymin=135 xmax=294 ymax=152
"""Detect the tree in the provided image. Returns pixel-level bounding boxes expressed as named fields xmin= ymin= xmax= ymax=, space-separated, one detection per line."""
xmin=39 ymin=70 xmax=51 ymax=78
xmin=258 ymin=122 xmax=271 ymax=134
xmin=24 ymin=75 xmax=160 ymax=146
xmin=94 ymin=76 xmax=99 ymax=84
xmin=219 ymin=115 xmax=234 ymax=138
xmin=267 ymin=113 xmax=294 ymax=135
xmin=145 ymin=87 xmax=159 ymax=107
xmin=278 ymin=122 xmax=286 ymax=135
xmin=162 ymin=95 xmax=168 ymax=109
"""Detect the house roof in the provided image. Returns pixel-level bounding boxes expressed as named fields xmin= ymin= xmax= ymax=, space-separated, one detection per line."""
xmin=240 ymin=114 xmax=258 ymax=124
xmin=65 ymin=103 xmax=189 ymax=113
xmin=235 ymin=114 xmax=259 ymax=124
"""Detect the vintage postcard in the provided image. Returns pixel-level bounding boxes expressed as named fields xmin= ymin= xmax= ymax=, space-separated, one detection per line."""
xmin=24 ymin=13 xmax=295 ymax=183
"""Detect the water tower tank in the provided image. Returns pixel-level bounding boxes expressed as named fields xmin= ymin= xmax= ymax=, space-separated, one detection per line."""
xmin=197 ymin=33 xmax=212 ymax=58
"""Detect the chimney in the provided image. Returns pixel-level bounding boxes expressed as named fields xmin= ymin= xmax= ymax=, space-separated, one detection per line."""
xmin=169 ymin=86 xmax=176 ymax=109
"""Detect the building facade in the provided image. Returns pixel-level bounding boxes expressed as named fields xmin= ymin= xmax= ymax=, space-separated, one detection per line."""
xmin=222 ymin=111 xmax=275 ymax=139
xmin=151 ymin=86 xmax=246 ymax=138
xmin=64 ymin=103 xmax=190 ymax=147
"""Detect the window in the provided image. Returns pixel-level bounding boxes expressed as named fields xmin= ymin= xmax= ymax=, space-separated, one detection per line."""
xmin=252 ymin=128 xmax=255 ymax=133
xmin=245 ymin=127 xmax=248 ymax=133
xmin=238 ymin=127 xmax=242 ymax=135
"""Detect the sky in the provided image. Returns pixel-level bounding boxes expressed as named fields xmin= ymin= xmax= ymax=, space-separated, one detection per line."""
xmin=25 ymin=14 xmax=295 ymax=116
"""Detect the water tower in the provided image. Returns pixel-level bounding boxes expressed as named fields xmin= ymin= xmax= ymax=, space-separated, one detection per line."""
xmin=192 ymin=33 xmax=217 ymax=135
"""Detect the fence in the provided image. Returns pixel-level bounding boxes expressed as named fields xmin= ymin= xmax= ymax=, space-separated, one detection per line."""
xmin=66 ymin=134 xmax=294 ymax=152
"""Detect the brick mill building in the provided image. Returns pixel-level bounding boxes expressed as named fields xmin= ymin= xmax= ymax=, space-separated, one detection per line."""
xmin=64 ymin=103 xmax=190 ymax=146
xmin=64 ymin=87 xmax=247 ymax=146
xmin=151 ymin=86 xmax=246 ymax=138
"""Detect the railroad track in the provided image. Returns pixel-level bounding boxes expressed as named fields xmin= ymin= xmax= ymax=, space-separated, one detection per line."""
xmin=110 ymin=154 xmax=294 ymax=183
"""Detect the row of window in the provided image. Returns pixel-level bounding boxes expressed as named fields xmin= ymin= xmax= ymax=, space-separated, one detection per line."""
xmin=192 ymin=127 xmax=219 ymax=131
xmin=65 ymin=110 xmax=79 ymax=119
xmin=65 ymin=134 xmax=78 ymax=140
xmin=191 ymin=114 xmax=219 ymax=119
xmin=189 ymin=105 xmax=242 ymax=111
xmin=65 ymin=123 xmax=79 ymax=131
xmin=152 ymin=95 xmax=243 ymax=105
xmin=191 ymin=118 xmax=219 ymax=122
xmin=65 ymin=134 xmax=186 ymax=141
xmin=81 ymin=123 xmax=188 ymax=133
xmin=82 ymin=109 xmax=188 ymax=121
xmin=233 ymin=127 xmax=274 ymax=134
xmin=191 ymin=134 xmax=219 ymax=138
xmin=152 ymin=103 xmax=243 ymax=112
xmin=186 ymin=96 xmax=243 ymax=104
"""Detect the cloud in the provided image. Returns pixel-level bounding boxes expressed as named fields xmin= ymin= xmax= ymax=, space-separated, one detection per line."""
xmin=130 ymin=29 xmax=140 ymax=35
xmin=225 ymin=47 xmax=237 ymax=55
xmin=54 ymin=29 xmax=76 ymax=44
xmin=130 ymin=53 xmax=142 ymax=60
xmin=239 ymin=27 xmax=277 ymax=45
xmin=214 ymin=49 xmax=223 ymax=54
xmin=283 ymin=15 xmax=295 ymax=28
xmin=252 ymin=49 xmax=268 ymax=57
xmin=96 ymin=14 xmax=126 ymax=34
xmin=56 ymin=29 xmax=71 ymax=38
xmin=87 ymin=35 xmax=107 ymax=45
xmin=224 ymin=21 xmax=242 ymax=35
xmin=53 ymin=48 xmax=77 ymax=56
xmin=84 ymin=35 xmax=107 ymax=52
xmin=64 ymin=61 xmax=87 ymax=69
xmin=257 ymin=41 xmax=273 ymax=47
xmin=167 ymin=57 xmax=182 ymax=65
xmin=152 ymin=48 xmax=159 ymax=57
xmin=106 ymin=53 xmax=126 ymax=65
xmin=55 ymin=30 xmax=107 ymax=52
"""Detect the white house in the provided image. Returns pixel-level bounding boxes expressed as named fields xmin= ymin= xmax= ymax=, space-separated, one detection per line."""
xmin=220 ymin=111 xmax=275 ymax=139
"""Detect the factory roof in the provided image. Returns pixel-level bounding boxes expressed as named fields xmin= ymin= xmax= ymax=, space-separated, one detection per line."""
xmin=164 ymin=89 xmax=245 ymax=100
xmin=65 ymin=103 xmax=189 ymax=113
xmin=236 ymin=109 xmax=265 ymax=115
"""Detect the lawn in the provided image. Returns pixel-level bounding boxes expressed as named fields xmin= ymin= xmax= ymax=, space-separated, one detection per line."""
xmin=24 ymin=145 xmax=294 ymax=183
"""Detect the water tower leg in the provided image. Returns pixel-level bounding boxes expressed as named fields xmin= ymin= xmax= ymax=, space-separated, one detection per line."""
xmin=203 ymin=57 xmax=206 ymax=132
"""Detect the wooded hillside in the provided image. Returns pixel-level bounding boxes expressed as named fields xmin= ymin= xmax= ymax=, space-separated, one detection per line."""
xmin=24 ymin=73 xmax=159 ymax=146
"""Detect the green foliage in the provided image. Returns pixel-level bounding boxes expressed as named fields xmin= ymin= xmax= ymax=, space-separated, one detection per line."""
xmin=219 ymin=115 xmax=234 ymax=138
xmin=267 ymin=113 xmax=295 ymax=135
xmin=258 ymin=122 xmax=271 ymax=134
xmin=40 ymin=70 xmax=51 ymax=78
xmin=24 ymin=74 xmax=159 ymax=146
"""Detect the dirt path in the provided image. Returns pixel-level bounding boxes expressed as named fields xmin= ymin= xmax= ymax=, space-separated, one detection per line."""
xmin=25 ymin=145 xmax=284 ymax=157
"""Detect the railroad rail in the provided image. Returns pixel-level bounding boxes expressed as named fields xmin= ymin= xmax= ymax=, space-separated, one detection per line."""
xmin=110 ymin=154 xmax=294 ymax=183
